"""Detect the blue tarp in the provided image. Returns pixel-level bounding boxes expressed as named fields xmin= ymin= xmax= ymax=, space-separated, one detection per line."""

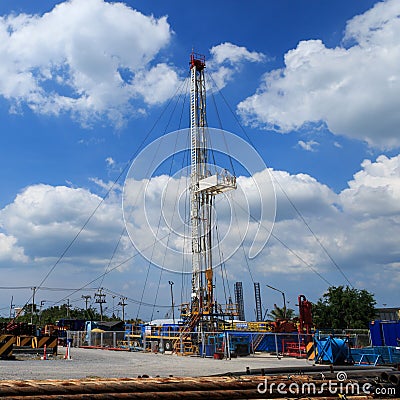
xmin=369 ymin=320 xmax=400 ymax=346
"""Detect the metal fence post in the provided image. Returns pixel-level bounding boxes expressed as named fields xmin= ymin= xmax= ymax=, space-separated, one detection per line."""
xmin=226 ymin=331 xmax=231 ymax=360
xmin=298 ymin=332 xmax=301 ymax=357
xmin=223 ymin=333 xmax=227 ymax=358
xmin=160 ymin=337 xmax=164 ymax=353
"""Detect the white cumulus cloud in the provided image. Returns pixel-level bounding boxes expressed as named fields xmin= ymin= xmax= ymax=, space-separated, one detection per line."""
xmin=340 ymin=154 xmax=400 ymax=217
xmin=0 ymin=0 xmax=177 ymax=126
xmin=208 ymin=42 xmax=266 ymax=90
xmin=298 ymin=140 xmax=319 ymax=152
xmin=1 ymin=153 xmax=400 ymax=309
xmin=106 ymin=157 xmax=115 ymax=167
xmin=238 ymin=0 xmax=400 ymax=149
xmin=210 ymin=42 xmax=265 ymax=65
xmin=0 ymin=233 xmax=28 ymax=264
xmin=0 ymin=184 xmax=125 ymax=263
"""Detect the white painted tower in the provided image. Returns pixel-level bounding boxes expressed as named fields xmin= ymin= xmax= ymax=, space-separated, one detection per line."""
xmin=189 ymin=52 xmax=236 ymax=322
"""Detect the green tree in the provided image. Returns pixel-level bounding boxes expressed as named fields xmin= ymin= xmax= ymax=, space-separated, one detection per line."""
xmin=6 ymin=305 xmax=107 ymax=326
xmin=38 ymin=305 xmax=107 ymax=325
xmin=268 ymin=304 xmax=296 ymax=320
xmin=312 ymin=286 xmax=376 ymax=329
xmin=1 ymin=304 xmax=117 ymax=326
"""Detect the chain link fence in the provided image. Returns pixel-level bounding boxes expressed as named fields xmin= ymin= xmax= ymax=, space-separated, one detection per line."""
xmin=65 ymin=330 xmax=371 ymax=360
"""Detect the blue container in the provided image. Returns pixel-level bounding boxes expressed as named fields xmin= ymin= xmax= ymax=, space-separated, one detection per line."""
xmin=198 ymin=343 xmax=217 ymax=357
xmin=205 ymin=344 xmax=216 ymax=357
xmin=369 ymin=320 xmax=400 ymax=346
xmin=314 ymin=336 xmax=350 ymax=364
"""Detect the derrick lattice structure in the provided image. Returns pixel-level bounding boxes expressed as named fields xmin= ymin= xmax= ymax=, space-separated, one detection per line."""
xmin=234 ymin=282 xmax=245 ymax=321
xmin=189 ymin=52 xmax=236 ymax=328
xmin=254 ymin=282 xmax=263 ymax=322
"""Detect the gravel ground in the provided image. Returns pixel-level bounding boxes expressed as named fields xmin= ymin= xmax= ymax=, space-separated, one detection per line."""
xmin=0 ymin=347 xmax=313 ymax=380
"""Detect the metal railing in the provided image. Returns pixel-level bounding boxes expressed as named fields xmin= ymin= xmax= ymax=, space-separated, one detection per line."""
xmin=65 ymin=330 xmax=371 ymax=359
xmin=66 ymin=330 xmax=125 ymax=348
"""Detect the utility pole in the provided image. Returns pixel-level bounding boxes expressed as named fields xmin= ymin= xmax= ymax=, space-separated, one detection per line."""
xmin=118 ymin=296 xmax=127 ymax=323
xmin=112 ymin=295 xmax=116 ymax=319
xmin=95 ymin=288 xmax=106 ymax=321
xmin=31 ymin=287 xmax=36 ymax=325
xmin=82 ymin=295 xmax=91 ymax=310
xmin=168 ymin=281 xmax=175 ymax=324
xmin=66 ymin=299 xmax=71 ymax=318
xmin=39 ymin=300 xmax=46 ymax=325
xmin=9 ymin=296 xmax=14 ymax=319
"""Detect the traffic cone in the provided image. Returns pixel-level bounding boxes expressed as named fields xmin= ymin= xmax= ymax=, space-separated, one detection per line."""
xmin=41 ymin=344 xmax=47 ymax=360
xmin=64 ymin=343 xmax=71 ymax=360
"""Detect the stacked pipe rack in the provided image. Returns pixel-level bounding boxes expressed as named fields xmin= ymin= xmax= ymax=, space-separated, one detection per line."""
xmin=0 ymin=367 xmax=398 ymax=399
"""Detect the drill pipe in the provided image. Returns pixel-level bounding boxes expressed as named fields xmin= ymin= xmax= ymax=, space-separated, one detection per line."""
xmin=0 ymin=391 xmax=376 ymax=400
xmin=380 ymin=370 xmax=400 ymax=382
xmin=389 ymin=373 xmax=400 ymax=386
xmin=0 ymin=376 xmax=379 ymax=399
xmin=0 ymin=377 xmax=262 ymax=396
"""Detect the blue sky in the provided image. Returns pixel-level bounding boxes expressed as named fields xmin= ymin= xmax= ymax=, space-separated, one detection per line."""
xmin=0 ymin=0 xmax=399 ymax=320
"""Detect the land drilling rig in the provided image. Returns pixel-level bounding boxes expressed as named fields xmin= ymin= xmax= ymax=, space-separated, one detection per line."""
xmin=180 ymin=52 xmax=237 ymax=333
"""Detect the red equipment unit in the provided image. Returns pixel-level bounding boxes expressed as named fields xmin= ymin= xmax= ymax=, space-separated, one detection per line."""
xmin=190 ymin=52 xmax=206 ymax=70
xmin=298 ymin=294 xmax=313 ymax=334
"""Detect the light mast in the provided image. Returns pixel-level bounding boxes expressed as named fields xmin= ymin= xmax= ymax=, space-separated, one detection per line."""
xmin=189 ymin=52 xmax=236 ymax=328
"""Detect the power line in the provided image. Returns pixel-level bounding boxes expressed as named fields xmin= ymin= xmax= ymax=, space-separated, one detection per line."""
xmin=272 ymin=178 xmax=353 ymax=288
xmin=208 ymin=70 xmax=351 ymax=288
xmin=14 ymin=75 xmax=190 ymax=322
xmin=236 ymin=196 xmax=333 ymax=286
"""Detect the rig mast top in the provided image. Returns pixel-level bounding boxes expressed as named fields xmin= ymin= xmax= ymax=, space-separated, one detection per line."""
xmin=190 ymin=52 xmax=206 ymax=70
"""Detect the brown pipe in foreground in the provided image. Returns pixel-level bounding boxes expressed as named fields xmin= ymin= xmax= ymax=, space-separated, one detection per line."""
xmin=0 ymin=376 xmax=378 ymax=399
xmin=0 ymin=395 xmax=375 ymax=400
xmin=0 ymin=393 xmax=376 ymax=400
xmin=388 ymin=373 xmax=400 ymax=385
